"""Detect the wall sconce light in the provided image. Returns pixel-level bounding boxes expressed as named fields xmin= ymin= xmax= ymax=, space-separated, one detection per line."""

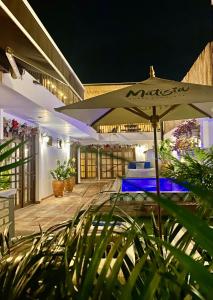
xmin=33 ymin=80 xmax=41 ymax=85
xmin=5 ymin=47 xmax=21 ymax=79
xmin=41 ymin=133 xmax=50 ymax=143
xmin=57 ymin=138 xmax=62 ymax=149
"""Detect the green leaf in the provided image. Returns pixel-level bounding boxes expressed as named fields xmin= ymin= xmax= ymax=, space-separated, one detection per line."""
xmin=141 ymin=271 xmax=161 ymax=300
xmin=148 ymin=192 xmax=213 ymax=257
xmin=0 ymin=140 xmax=27 ymax=163
xmin=0 ymin=157 xmax=31 ymax=173
xmin=156 ymin=238 xmax=213 ymax=298
xmin=118 ymin=250 xmax=150 ymax=299
xmin=0 ymin=139 xmax=15 ymax=152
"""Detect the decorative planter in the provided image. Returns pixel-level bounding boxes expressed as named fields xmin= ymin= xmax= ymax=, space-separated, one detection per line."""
xmin=64 ymin=177 xmax=75 ymax=192
xmin=52 ymin=180 xmax=65 ymax=197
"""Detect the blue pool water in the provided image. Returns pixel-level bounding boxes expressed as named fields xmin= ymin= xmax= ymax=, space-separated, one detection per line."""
xmin=122 ymin=178 xmax=188 ymax=192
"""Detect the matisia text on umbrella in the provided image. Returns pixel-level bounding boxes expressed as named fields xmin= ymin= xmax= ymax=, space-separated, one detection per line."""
xmin=126 ymin=86 xmax=190 ymax=98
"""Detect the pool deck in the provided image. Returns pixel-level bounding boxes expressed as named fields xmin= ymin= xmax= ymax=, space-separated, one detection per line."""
xmin=14 ymin=179 xmax=197 ymax=236
xmin=15 ymin=181 xmax=112 ymax=236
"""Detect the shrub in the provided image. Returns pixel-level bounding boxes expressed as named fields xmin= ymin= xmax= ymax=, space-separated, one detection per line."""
xmin=0 ymin=180 xmax=212 ymax=299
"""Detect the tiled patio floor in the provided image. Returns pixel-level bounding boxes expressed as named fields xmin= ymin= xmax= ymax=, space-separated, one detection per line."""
xmin=15 ymin=181 xmax=110 ymax=236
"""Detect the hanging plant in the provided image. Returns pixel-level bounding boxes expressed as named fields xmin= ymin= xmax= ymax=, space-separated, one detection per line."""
xmin=173 ymin=137 xmax=198 ymax=154
xmin=173 ymin=119 xmax=200 ymax=139
xmin=3 ymin=118 xmax=38 ymax=138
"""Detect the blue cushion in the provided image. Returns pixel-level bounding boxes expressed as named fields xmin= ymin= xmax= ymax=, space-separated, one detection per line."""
xmin=144 ymin=161 xmax=151 ymax=169
xmin=128 ymin=162 xmax=136 ymax=169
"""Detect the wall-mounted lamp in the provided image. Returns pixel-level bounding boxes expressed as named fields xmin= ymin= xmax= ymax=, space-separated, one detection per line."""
xmin=41 ymin=133 xmax=50 ymax=143
xmin=57 ymin=138 xmax=62 ymax=149
xmin=5 ymin=47 xmax=21 ymax=79
xmin=33 ymin=80 xmax=41 ymax=85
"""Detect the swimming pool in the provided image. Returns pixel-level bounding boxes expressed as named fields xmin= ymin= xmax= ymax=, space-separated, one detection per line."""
xmin=121 ymin=178 xmax=188 ymax=192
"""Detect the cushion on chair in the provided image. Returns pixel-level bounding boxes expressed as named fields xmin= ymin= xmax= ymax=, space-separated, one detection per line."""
xmin=144 ymin=161 xmax=151 ymax=169
xmin=128 ymin=162 xmax=136 ymax=169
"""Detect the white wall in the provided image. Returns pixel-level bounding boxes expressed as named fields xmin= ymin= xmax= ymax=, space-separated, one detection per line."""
xmin=135 ymin=143 xmax=153 ymax=161
xmin=37 ymin=133 xmax=70 ymax=201
xmin=200 ymin=118 xmax=213 ymax=148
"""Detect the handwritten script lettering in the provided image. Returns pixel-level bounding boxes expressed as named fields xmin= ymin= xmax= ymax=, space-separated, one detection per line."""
xmin=126 ymin=86 xmax=190 ymax=98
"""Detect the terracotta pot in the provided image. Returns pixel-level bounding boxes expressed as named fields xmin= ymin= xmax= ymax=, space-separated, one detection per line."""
xmin=52 ymin=180 xmax=64 ymax=197
xmin=64 ymin=177 xmax=75 ymax=192
xmin=71 ymin=176 xmax=76 ymax=185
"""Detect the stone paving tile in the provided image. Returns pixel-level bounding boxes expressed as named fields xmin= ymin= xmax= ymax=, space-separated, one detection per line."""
xmin=15 ymin=181 xmax=110 ymax=236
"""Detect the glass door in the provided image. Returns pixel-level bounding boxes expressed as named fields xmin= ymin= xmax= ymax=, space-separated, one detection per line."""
xmin=80 ymin=149 xmax=97 ymax=179
xmin=100 ymin=147 xmax=135 ymax=179
xmin=11 ymin=137 xmax=36 ymax=209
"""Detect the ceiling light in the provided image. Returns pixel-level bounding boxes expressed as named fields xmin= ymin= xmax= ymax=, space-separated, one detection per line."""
xmin=5 ymin=47 xmax=21 ymax=79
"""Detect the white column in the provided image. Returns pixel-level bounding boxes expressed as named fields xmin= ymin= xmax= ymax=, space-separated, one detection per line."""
xmin=200 ymin=119 xmax=210 ymax=148
xmin=208 ymin=119 xmax=213 ymax=146
xmin=35 ymin=130 xmax=40 ymax=202
xmin=0 ymin=109 xmax=4 ymax=140
xmin=97 ymin=148 xmax=100 ymax=180
xmin=77 ymin=146 xmax=81 ymax=183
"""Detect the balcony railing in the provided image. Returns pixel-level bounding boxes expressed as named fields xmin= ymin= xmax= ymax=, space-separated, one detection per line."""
xmin=26 ymin=70 xmax=82 ymax=105
xmin=97 ymin=123 xmax=160 ymax=133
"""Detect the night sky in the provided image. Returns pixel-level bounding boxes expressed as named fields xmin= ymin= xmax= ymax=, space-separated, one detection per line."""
xmin=28 ymin=0 xmax=212 ymax=84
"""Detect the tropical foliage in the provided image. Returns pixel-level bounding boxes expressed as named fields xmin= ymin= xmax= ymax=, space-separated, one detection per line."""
xmin=0 ymin=139 xmax=31 ymax=189
xmin=0 ymin=170 xmax=11 ymax=190
xmin=68 ymin=157 xmax=77 ymax=176
xmin=161 ymin=146 xmax=213 ymax=192
xmin=50 ymin=159 xmax=76 ymax=181
xmin=0 ymin=178 xmax=212 ymax=299
xmin=0 ymin=140 xmax=213 ymax=299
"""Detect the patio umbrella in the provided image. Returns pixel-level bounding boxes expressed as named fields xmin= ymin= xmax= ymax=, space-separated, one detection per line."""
xmin=55 ymin=67 xmax=213 ymax=236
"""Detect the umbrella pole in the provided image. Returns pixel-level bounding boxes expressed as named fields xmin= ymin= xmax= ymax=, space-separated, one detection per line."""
xmin=152 ymin=106 xmax=162 ymax=238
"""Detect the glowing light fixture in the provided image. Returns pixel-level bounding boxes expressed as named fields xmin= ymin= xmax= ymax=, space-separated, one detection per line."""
xmin=41 ymin=133 xmax=50 ymax=143
xmin=57 ymin=138 xmax=62 ymax=148
xmin=5 ymin=47 xmax=21 ymax=79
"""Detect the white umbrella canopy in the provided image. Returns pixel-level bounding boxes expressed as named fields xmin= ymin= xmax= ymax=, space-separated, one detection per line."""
xmin=55 ymin=74 xmax=213 ymax=127
xmin=55 ymin=68 xmax=213 ymax=236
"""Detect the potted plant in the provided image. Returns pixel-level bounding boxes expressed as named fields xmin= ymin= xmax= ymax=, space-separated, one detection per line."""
xmin=50 ymin=160 xmax=69 ymax=197
xmin=64 ymin=158 xmax=77 ymax=192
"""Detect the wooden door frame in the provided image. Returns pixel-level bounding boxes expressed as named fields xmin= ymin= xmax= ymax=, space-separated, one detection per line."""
xmin=100 ymin=147 xmax=135 ymax=179
xmin=80 ymin=148 xmax=98 ymax=179
xmin=14 ymin=136 xmax=36 ymax=209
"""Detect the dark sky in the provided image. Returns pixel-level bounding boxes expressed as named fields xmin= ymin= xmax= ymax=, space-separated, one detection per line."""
xmin=28 ymin=0 xmax=212 ymax=84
